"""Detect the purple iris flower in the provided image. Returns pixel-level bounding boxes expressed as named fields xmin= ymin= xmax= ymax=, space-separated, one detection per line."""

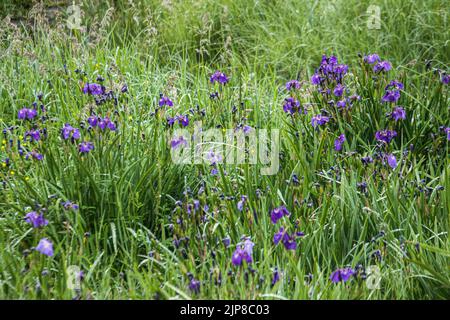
xmin=373 ymin=60 xmax=392 ymax=73
xmin=283 ymin=97 xmax=300 ymax=114
xmin=334 ymin=134 xmax=345 ymax=151
xmin=18 ymin=108 xmax=37 ymax=120
xmin=82 ymin=83 xmax=104 ymax=95
xmin=222 ymin=237 xmax=231 ymax=248
xmin=25 ymin=211 xmax=48 ymax=228
xmin=62 ymin=201 xmax=79 ymax=211
xmin=333 ymin=84 xmax=345 ymax=97
xmin=98 ymin=117 xmax=116 ymax=131
xmin=382 ymin=90 xmax=401 ymax=103
xmin=159 ymin=96 xmax=173 ymax=107
xmin=390 ymin=106 xmax=406 ymax=121
xmin=237 ymin=196 xmax=247 ymax=211
xmin=361 ymin=156 xmax=374 ymax=165
xmin=442 ymin=74 xmax=449 ymax=85
xmin=330 ymin=267 xmax=355 ymax=283
xmin=387 ymin=154 xmax=397 ymax=169
xmin=311 ymin=115 xmax=330 ymax=128
xmin=171 ymin=136 xmax=188 ymax=149
xmin=61 ymin=124 xmax=80 ymax=140
xmin=285 ymin=80 xmax=301 ymax=91
xmin=273 ymin=227 xmax=303 ymax=250
xmin=231 ymin=238 xmax=254 ymax=266
xmin=177 ymin=115 xmax=189 ymax=127
xmin=444 ymin=127 xmax=450 ymax=140
xmin=364 ymin=54 xmax=381 ymax=64
xmin=375 ymin=130 xmax=397 ymax=144
xmin=188 ymin=278 xmax=201 ymax=294
xmin=26 ymin=151 xmax=43 ymax=161
xmin=311 ymin=73 xmax=321 ymax=85
xmin=210 ymin=71 xmax=229 ymax=84
xmin=25 ymin=129 xmax=41 ymax=142
xmin=78 ymin=141 xmax=94 ymax=153
xmin=385 ymin=80 xmax=404 ymax=90
xmin=270 ymin=206 xmax=290 ymax=224
xmin=88 ymin=116 xmax=98 ymax=127
xmin=336 ymin=100 xmax=347 ymax=109
xmin=272 ymin=268 xmax=280 ymax=286
xmin=36 ymin=238 xmax=54 ymax=257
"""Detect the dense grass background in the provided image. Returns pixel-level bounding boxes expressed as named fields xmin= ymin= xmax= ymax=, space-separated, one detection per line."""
xmin=0 ymin=0 xmax=448 ymax=299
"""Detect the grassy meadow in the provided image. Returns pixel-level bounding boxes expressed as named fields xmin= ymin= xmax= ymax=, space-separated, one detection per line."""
xmin=0 ymin=0 xmax=449 ymax=299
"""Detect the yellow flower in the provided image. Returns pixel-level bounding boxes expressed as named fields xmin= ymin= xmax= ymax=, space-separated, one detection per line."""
xmin=25 ymin=176 xmax=30 ymax=181
xmin=2 ymin=139 xmax=6 ymax=145
xmin=10 ymin=171 xmax=15 ymax=175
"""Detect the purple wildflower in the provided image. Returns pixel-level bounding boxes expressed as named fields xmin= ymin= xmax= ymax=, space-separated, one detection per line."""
xmin=36 ymin=238 xmax=54 ymax=257
xmin=441 ymin=74 xmax=449 ymax=85
xmin=270 ymin=206 xmax=290 ymax=224
xmin=82 ymin=83 xmax=104 ymax=95
xmin=333 ymin=84 xmax=345 ymax=97
xmin=25 ymin=211 xmax=48 ymax=228
xmin=88 ymin=116 xmax=98 ymax=127
xmin=61 ymin=124 xmax=80 ymax=140
xmin=283 ymin=97 xmax=300 ymax=114
xmin=273 ymin=227 xmax=303 ymax=250
xmin=375 ymin=130 xmax=397 ymax=144
xmin=62 ymin=201 xmax=79 ymax=211
xmin=78 ymin=141 xmax=94 ymax=153
xmin=171 ymin=136 xmax=188 ymax=149
xmin=272 ymin=268 xmax=280 ymax=286
xmin=237 ymin=196 xmax=247 ymax=211
xmin=210 ymin=71 xmax=229 ymax=84
xmin=25 ymin=129 xmax=41 ymax=142
xmin=231 ymin=238 xmax=254 ymax=266
xmin=311 ymin=73 xmax=321 ymax=85
xmin=98 ymin=117 xmax=116 ymax=131
xmin=382 ymin=90 xmax=401 ymax=103
xmin=285 ymin=80 xmax=301 ymax=91
xmin=330 ymin=267 xmax=355 ymax=283
xmin=385 ymin=80 xmax=404 ymax=90
xmin=334 ymin=134 xmax=345 ymax=151
xmin=18 ymin=108 xmax=37 ymax=120
xmin=444 ymin=127 xmax=450 ymax=141
xmin=373 ymin=61 xmax=392 ymax=73
xmin=387 ymin=154 xmax=397 ymax=169
xmin=364 ymin=54 xmax=381 ymax=64
xmin=390 ymin=106 xmax=406 ymax=121
xmin=336 ymin=100 xmax=347 ymax=109
xmin=159 ymin=96 xmax=173 ymax=107
xmin=311 ymin=114 xmax=330 ymax=128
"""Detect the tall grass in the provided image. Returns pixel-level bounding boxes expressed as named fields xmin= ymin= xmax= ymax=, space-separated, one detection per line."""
xmin=0 ymin=0 xmax=448 ymax=299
